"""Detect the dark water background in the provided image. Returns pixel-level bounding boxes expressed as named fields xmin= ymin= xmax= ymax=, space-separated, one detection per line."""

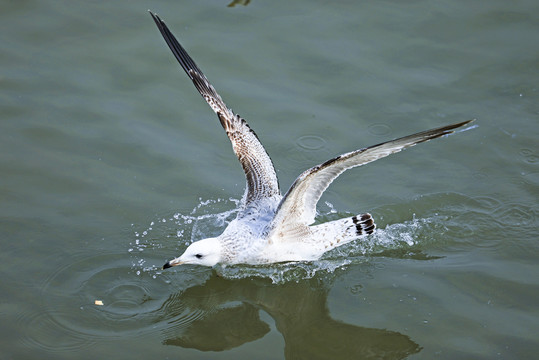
xmin=1 ymin=1 xmax=538 ymax=359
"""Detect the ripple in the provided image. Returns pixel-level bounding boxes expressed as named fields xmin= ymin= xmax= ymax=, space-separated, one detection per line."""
xmin=296 ymin=135 xmax=326 ymax=150
xmin=492 ymin=203 xmax=536 ymax=228
xmin=525 ymin=155 xmax=539 ymax=164
xmin=523 ymin=171 xmax=539 ymax=186
xmin=519 ymin=148 xmax=539 ymax=164
xmin=281 ymin=135 xmax=333 ymax=167
xmin=367 ymin=123 xmax=391 ymax=136
xmin=473 ymin=196 xmax=502 ymax=210
xmin=472 ymin=170 xmax=489 ymax=180
xmin=166 ymin=307 xmax=207 ymax=332
xmin=347 ymin=283 xmax=364 ymax=295
xmin=19 ymin=311 xmax=94 ymax=352
xmin=37 ymin=252 xmax=188 ymax=347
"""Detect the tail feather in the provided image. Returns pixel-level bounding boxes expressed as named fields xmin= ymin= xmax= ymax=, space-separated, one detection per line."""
xmin=351 ymin=213 xmax=376 ymax=236
xmin=310 ymin=213 xmax=376 ymax=252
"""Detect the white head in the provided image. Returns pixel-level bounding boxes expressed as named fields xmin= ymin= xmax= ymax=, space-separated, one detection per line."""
xmin=163 ymin=237 xmax=222 ymax=268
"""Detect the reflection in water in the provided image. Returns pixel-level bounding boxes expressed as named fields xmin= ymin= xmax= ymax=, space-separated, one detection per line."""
xmin=161 ymin=274 xmax=421 ymax=359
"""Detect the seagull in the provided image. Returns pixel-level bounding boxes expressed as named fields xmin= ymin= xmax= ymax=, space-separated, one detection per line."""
xmin=148 ymin=11 xmax=473 ymax=269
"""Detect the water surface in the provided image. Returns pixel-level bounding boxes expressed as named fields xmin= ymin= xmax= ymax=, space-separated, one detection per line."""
xmin=1 ymin=0 xmax=538 ymax=359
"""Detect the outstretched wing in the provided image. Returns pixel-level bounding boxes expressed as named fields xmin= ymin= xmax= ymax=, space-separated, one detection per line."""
xmin=266 ymin=120 xmax=474 ymax=241
xmin=149 ymin=11 xmax=280 ymax=209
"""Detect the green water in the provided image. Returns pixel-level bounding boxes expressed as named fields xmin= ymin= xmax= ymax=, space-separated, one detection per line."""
xmin=1 ymin=1 xmax=538 ymax=359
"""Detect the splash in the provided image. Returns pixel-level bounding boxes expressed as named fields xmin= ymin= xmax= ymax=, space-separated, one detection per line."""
xmin=130 ymin=198 xmax=435 ymax=283
xmin=128 ymin=198 xmax=240 ymax=273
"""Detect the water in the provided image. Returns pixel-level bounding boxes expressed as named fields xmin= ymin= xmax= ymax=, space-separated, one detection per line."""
xmin=1 ymin=0 xmax=538 ymax=359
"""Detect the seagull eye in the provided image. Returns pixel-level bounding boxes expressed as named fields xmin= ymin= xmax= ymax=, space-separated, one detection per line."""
xmin=195 ymin=254 xmax=203 ymax=259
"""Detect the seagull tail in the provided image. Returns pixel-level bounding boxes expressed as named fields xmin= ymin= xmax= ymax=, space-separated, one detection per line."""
xmin=352 ymin=213 xmax=376 ymax=236
xmin=310 ymin=213 xmax=376 ymax=251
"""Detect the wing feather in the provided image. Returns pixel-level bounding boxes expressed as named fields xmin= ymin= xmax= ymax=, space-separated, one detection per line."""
xmin=267 ymin=120 xmax=474 ymax=239
xmin=149 ymin=11 xmax=280 ymax=208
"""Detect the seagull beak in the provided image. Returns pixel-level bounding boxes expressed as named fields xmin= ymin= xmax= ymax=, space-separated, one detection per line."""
xmin=162 ymin=258 xmax=184 ymax=269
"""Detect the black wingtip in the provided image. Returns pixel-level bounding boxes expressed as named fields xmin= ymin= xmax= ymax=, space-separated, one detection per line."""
xmin=449 ymin=119 xmax=475 ymax=131
xmin=149 ymin=10 xmax=166 ymax=29
xmin=149 ymin=10 xmax=160 ymax=23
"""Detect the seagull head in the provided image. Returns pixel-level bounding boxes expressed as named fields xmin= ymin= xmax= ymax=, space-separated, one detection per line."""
xmin=163 ymin=237 xmax=222 ymax=269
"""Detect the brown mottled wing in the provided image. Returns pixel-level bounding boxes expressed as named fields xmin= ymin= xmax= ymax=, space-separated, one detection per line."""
xmin=149 ymin=12 xmax=280 ymax=208
xmin=266 ymin=120 xmax=474 ymax=241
